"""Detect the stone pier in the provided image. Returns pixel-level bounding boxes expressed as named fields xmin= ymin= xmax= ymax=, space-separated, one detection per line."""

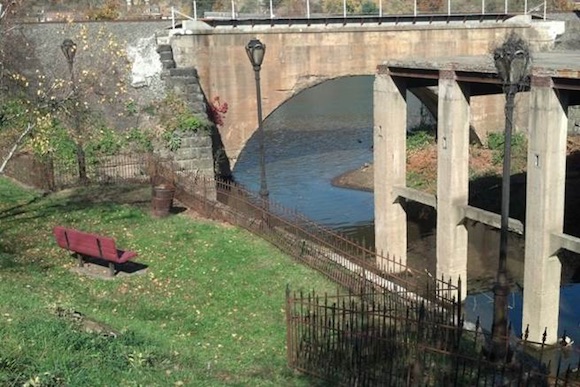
xmin=373 ymin=75 xmax=408 ymax=270
xmin=523 ymin=76 xmax=568 ymax=344
xmin=435 ymin=71 xmax=470 ymax=299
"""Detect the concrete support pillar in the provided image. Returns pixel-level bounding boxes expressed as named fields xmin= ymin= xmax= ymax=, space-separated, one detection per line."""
xmin=374 ymin=72 xmax=407 ymax=271
xmin=522 ymin=77 xmax=567 ymax=344
xmin=436 ymin=71 xmax=469 ymax=300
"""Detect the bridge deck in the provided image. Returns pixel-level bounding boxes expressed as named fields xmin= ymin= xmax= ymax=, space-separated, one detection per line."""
xmin=381 ymin=52 xmax=580 ymax=83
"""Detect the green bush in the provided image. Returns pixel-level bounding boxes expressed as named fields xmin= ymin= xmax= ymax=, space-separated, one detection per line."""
xmin=407 ymin=129 xmax=436 ymax=151
xmin=146 ymin=93 xmax=210 ymax=151
xmin=487 ymin=131 xmax=527 ymax=165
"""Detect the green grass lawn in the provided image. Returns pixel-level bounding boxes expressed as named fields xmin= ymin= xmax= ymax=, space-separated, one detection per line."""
xmin=0 ymin=178 xmax=337 ymax=386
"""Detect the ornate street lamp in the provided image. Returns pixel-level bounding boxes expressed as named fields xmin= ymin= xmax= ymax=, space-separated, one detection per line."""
xmin=490 ymin=33 xmax=531 ymax=361
xmin=246 ymin=38 xmax=269 ymax=203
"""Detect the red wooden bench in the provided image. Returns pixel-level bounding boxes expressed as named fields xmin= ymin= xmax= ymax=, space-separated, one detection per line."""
xmin=53 ymin=226 xmax=138 ymax=277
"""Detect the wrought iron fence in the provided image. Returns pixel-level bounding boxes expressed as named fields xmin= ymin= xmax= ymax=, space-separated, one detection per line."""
xmin=286 ymin=288 xmax=580 ymax=386
xmin=153 ymin=157 xmax=577 ymax=386
xmin=164 ymin=166 xmax=460 ymax=314
xmin=46 ymin=153 xmax=150 ymax=190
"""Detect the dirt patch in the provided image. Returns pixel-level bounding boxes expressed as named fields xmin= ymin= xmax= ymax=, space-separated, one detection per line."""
xmin=69 ymin=258 xmax=148 ymax=280
xmin=53 ymin=183 xmax=152 ymax=207
xmin=333 ymin=136 xmax=580 ymax=194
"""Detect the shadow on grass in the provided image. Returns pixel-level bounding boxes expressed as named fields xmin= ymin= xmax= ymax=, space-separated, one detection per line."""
xmin=0 ymin=183 xmax=151 ymax=232
xmin=0 ymin=194 xmax=47 ymax=221
xmin=69 ymin=253 xmax=149 ymax=277
xmin=0 ymin=249 xmax=55 ymax=272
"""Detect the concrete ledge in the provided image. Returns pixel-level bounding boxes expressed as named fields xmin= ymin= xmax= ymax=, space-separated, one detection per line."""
xmin=393 ymin=186 xmax=436 ymax=208
xmin=461 ymin=205 xmax=524 ymax=234
xmin=551 ymin=232 xmax=580 ymax=255
xmin=390 ymin=184 xmax=525 ymax=237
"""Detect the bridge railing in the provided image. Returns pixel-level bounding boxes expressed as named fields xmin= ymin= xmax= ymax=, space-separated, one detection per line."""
xmin=175 ymin=0 xmax=548 ymax=24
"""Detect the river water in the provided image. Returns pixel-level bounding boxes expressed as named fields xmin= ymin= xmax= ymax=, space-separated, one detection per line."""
xmin=233 ymin=76 xmax=579 ymax=353
xmin=235 ymin=76 xmax=376 ymax=232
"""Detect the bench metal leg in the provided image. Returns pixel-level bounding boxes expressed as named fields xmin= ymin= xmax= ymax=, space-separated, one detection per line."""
xmin=77 ymin=253 xmax=84 ymax=268
xmin=108 ymin=262 xmax=115 ymax=277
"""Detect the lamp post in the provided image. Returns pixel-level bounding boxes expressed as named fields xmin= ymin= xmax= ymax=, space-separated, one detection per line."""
xmin=61 ymin=38 xmax=87 ymax=185
xmin=490 ymin=33 xmax=530 ymax=361
xmin=246 ymin=38 xmax=269 ymax=203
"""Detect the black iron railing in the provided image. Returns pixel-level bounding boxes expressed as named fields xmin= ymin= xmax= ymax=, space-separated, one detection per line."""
xmin=170 ymin=164 xmax=459 ymax=314
xmin=286 ymin=288 xmax=580 ymax=386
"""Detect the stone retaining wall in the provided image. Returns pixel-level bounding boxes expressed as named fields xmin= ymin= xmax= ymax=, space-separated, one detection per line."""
xmin=8 ymin=20 xmax=218 ymax=186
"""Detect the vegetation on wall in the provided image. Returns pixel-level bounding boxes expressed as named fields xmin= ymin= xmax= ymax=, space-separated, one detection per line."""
xmin=0 ymin=21 xmax=134 ymax=181
xmin=486 ymin=131 xmax=527 ymax=169
xmin=146 ymin=93 xmax=210 ymax=151
xmin=86 ymin=0 xmax=121 ymax=20
xmin=0 ymin=5 xmax=220 ymax=180
xmin=208 ymin=96 xmax=228 ymax=127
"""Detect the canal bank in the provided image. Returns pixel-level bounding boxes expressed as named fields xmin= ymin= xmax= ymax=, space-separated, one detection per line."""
xmin=331 ymin=161 xmax=527 ymax=295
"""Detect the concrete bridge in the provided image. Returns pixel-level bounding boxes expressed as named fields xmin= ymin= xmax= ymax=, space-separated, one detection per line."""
xmin=168 ymin=14 xmax=563 ymax=167
xmin=374 ymin=51 xmax=580 ymax=344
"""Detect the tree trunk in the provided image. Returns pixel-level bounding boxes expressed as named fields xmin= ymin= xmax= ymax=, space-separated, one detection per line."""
xmin=76 ymin=142 xmax=88 ymax=185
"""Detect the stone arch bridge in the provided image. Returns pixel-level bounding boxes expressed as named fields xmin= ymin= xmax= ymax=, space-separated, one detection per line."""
xmin=168 ymin=15 xmax=563 ymax=167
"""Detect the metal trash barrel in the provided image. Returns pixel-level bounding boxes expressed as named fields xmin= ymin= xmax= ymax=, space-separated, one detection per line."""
xmin=152 ymin=185 xmax=174 ymax=217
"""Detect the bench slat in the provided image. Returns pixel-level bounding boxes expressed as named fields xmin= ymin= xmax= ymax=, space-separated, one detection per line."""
xmin=53 ymin=226 xmax=137 ymax=264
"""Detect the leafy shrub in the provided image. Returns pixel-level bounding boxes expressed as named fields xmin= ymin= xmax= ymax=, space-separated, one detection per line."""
xmin=407 ymin=129 xmax=436 ymax=151
xmin=86 ymin=0 xmax=120 ymax=20
xmin=126 ymin=128 xmax=153 ymax=152
xmin=148 ymin=93 xmax=210 ymax=151
xmin=85 ymin=127 xmax=123 ymax=156
xmin=487 ymin=131 xmax=527 ymax=165
xmin=361 ymin=1 xmax=379 ymax=14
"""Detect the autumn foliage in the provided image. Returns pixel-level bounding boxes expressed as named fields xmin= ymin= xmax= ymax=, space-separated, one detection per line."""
xmin=417 ymin=0 xmax=443 ymax=12
xmin=208 ymin=96 xmax=229 ymax=127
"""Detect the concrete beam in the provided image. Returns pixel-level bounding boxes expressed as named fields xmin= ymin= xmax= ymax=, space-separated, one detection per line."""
xmin=374 ymin=72 xmax=407 ymax=271
xmin=393 ymin=185 xmax=436 ymax=208
xmin=551 ymin=232 xmax=580 ymax=256
xmin=522 ymin=76 xmax=568 ymax=344
xmin=436 ymin=71 xmax=469 ymax=300
xmin=460 ymin=205 xmax=524 ymax=235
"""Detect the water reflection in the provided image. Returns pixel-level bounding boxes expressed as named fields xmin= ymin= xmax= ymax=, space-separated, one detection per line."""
xmin=235 ymin=76 xmax=375 ymax=230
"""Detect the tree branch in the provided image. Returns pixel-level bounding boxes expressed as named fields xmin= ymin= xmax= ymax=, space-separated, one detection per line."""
xmin=0 ymin=122 xmax=35 ymax=174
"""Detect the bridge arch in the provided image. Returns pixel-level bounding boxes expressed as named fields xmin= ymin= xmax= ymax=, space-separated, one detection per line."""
xmin=169 ymin=17 xmax=562 ymax=167
xmin=234 ymin=75 xmax=374 ymax=170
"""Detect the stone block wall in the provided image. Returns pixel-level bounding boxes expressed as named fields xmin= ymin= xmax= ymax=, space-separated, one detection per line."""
xmin=9 ymin=20 xmax=222 ymax=188
xmin=160 ymin=63 xmax=214 ymax=177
